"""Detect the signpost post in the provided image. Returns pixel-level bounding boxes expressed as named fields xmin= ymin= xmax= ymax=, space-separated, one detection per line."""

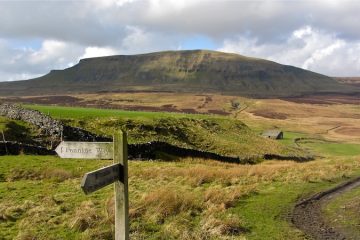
xmin=56 ymin=131 xmax=129 ymax=240
xmin=114 ymin=132 xmax=129 ymax=240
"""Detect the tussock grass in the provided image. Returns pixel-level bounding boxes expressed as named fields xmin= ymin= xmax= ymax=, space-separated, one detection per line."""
xmin=141 ymin=188 xmax=201 ymax=222
xmin=70 ymin=201 xmax=101 ymax=231
xmin=201 ymin=214 xmax=246 ymax=236
xmin=0 ymin=201 xmax=34 ymax=222
xmin=131 ymin=157 xmax=360 ymax=186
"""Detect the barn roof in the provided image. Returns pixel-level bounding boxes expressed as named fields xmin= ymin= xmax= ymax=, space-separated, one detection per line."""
xmin=261 ymin=129 xmax=282 ymax=137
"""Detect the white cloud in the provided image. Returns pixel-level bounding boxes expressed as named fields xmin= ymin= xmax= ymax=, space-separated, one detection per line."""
xmin=293 ymin=26 xmax=313 ymax=39
xmin=0 ymin=39 xmax=84 ymax=81
xmin=91 ymin=0 xmax=137 ymax=8
xmin=0 ymin=71 xmax=42 ymax=82
xmin=146 ymin=0 xmax=196 ymax=17
xmin=29 ymin=40 xmax=68 ymax=64
xmin=219 ymin=26 xmax=360 ymax=76
xmin=81 ymin=46 xmax=119 ymax=59
xmin=119 ymin=26 xmax=173 ymax=54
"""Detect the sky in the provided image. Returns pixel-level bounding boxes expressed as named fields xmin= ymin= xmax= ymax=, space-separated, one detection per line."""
xmin=1 ymin=0 xmax=360 ymax=82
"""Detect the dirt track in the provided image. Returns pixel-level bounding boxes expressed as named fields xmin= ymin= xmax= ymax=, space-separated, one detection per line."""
xmin=292 ymin=176 xmax=360 ymax=240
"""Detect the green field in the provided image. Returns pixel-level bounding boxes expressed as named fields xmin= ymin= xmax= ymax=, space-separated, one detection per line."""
xmin=26 ymin=104 xmax=210 ymax=120
xmin=307 ymin=142 xmax=360 ymax=156
xmin=297 ymin=138 xmax=360 ymax=157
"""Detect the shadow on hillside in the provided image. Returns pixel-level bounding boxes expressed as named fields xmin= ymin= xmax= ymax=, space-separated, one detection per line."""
xmin=3 ymin=121 xmax=35 ymax=144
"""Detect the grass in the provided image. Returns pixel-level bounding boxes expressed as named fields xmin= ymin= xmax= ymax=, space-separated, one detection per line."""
xmin=278 ymin=131 xmax=307 ymax=146
xmin=297 ymin=139 xmax=360 ymax=157
xmin=307 ymin=142 xmax=360 ymax=156
xmin=323 ymin=186 xmax=360 ymax=238
xmin=1 ymin=155 xmax=360 ymax=239
xmin=26 ymin=104 xmax=210 ymax=120
xmin=0 ymin=118 xmax=5 ymax=132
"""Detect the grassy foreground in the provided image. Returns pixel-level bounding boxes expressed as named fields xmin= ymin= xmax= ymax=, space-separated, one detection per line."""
xmin=0 ymin=102 xmax=358 ymax=239
xmin=0 ymin=155 xmax=359 ymax=239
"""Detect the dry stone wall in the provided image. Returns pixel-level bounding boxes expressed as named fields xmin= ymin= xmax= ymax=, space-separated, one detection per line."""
xmin=0 ymin=103 xmax=109 ymax=144
xmin=0 ymin=103 xmax=63 ymax=137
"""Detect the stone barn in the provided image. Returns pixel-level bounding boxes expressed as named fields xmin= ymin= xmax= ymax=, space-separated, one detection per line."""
xmin=261 ymin=129 xmax=283 ymax=140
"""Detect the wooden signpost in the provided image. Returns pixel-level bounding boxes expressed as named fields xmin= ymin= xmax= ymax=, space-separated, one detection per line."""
xmin=56 ymin=131 xmax=129 ymax=240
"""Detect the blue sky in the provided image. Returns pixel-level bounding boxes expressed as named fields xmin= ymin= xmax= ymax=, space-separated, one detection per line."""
xmin=0 ymin=0 xmax=360 ymax=81
xmin=9 ymin=38 xmax=42 ymax=50
xmin=180 ymin=35 xmax=217 ymax=51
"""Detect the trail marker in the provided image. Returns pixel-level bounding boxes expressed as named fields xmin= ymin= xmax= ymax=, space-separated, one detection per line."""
xmin=55 ymin=141 xmax=113 ymax=159
xmin=81 ymin=163 xmax=123 ymax=194
xmin=56 ymin=131 xmax=129 ymax=240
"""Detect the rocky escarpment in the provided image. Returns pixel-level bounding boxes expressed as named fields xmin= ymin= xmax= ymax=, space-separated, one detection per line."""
xmin=0 ymin=103 xmax=110 ymax=145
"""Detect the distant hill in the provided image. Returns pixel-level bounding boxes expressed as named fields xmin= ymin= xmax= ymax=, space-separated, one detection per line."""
xmin=0 ymin=50 xmax=356 ymax=97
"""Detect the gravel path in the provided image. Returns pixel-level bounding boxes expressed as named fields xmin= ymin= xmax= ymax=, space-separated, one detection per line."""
xmin=292 ymin=176 xmax=360 ymax=240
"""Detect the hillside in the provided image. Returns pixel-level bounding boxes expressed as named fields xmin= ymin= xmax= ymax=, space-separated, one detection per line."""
xmin=0 ymin=50 xmax=354 ymax=97
xmin=26 ymin=105 xmax=307 ymax=160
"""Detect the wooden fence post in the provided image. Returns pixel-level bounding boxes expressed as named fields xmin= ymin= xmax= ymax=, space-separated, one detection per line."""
xmin=113 ymin=131 xmax=129 ymax=240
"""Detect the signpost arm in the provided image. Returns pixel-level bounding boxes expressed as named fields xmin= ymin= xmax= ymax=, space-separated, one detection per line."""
xmin=113 ymin=131 xmax=129 ymax=240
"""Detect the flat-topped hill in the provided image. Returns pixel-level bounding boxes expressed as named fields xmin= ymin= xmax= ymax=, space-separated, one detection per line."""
xmin=0 ymin=50 xmax=355 ymax=97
